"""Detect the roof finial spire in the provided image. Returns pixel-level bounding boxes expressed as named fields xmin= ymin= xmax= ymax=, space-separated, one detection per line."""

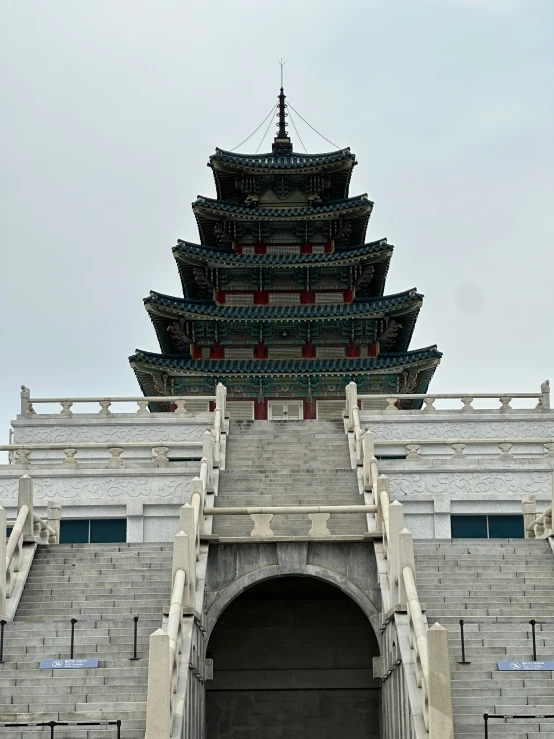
xmin=273 ymin=59 xmax=292 ymax=153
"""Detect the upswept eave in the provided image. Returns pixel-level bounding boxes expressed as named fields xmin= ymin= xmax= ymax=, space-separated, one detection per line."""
xmin=130 ymin=345 xmax=441 ymax=374
xmin=144 ymin=288 xmax=423 ymax=321
xmin=192 ymin=194 xmax=372 ymax=219
xmin=172 ymin=238 xmax=392 ymax=266
xmin=209 ymin=147 xmax=356 ymax=171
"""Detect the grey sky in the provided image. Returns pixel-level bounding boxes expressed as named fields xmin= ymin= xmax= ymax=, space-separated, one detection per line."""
xmin=1 ymin=0 xmax=553 ymax=431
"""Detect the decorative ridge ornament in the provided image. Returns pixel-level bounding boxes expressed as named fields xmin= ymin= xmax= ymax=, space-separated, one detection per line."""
xmin=273 ymin=65 xmax=293 ymax=152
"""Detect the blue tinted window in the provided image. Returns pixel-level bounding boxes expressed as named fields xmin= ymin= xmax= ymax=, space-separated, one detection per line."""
xmin=60 ymin=519 xmax=89 ymax=544
xmin=488 ymin=515 xmax=524 ymax=539
xmin=451 ymin=515 xmax=488 ymax=538
xmin=90 ymin=519 xmax=126 ymax=543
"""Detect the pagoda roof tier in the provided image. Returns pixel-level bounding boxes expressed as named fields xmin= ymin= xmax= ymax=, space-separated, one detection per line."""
xmin=145 ymin=289 xmax=422 ymax=321
xmin=209 ymin=147 xmax=356 ymax=201
xmin=209 ymin=147 xmax=356 ymax=170
xmin=173 ymin=239 xmax=392 ymax=300
xmin=131 ymin=346 xmax=440 ymax=373
xmin=146 ymin=290 xmax=422 ymax=355
xmin=130 ymin=347 xmax=441 ymax=403
xmin=193 ymin=195 xmax=372 ymax=247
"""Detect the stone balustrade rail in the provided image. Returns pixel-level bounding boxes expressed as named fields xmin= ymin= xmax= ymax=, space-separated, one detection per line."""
xmin=19 ymin=383 xmax=230 ymax=419
xmin=204 ymin=504 xmax=377 ymax=538
xmin=346 ymin=380 xmax=454 ymax=739
xmin=368 ymin=437 xmax=554 ymax=460
xmin=354 ymin=381 xmax=549 ymax=413
xmin=144 ymin=404 xmax=218 ymax=738
xmin=0 ymin=475 xmax=61 ymax=619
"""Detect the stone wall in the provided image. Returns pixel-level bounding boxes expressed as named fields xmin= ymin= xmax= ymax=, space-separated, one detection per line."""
xmin=359 ymin=410 xmax=554 ymax=538
xmin=1 ymin=412 xmax=214 ymax=541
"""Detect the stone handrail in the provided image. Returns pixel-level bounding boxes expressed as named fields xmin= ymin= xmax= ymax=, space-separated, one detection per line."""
xmin=346 ymin=381 xmax=454 ymax=739
xmin=369 ymin=437 xmax=554 ymax=460
xmin=2 ymin=441 xmax=203 ymax=470
xmin=205 ymin=504 xmax=377 ymax=538
xmin=1 ymin=475 xmax=61 ymax=618
xmin=349 ymin=380 xmax=550 ymax=413
xmin=145 ymin=439 xmax=211 ymax=737
xmin=19 ymin=383 xmax=231 ymax=417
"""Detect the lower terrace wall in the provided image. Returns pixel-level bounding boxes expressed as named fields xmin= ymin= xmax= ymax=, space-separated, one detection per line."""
xmin=361 ymin=410 xmax=554 ymax=538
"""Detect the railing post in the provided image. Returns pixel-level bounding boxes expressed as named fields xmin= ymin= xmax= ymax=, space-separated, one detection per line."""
xmin=145 ymin=628 xmax=172 ymax=739
xmin=388 ymin=501 xmax=405 ymax=607
xmin=376 ymin=473 xmax=389 ymax=532
xmin=18 ymin=475 xmax=35 ymax=540
xmin=522 ymin=495 xmax=537 ymax=538
xmin=397 ymin=527 xmax=415 ymax=608
xmin=0 ymin=507 xmax=6 ymax=618
xmin=20 ymin=385 xmax=32 ymax=415
xmin=172 ymin=531 xmax=192 ymax=608
xmin=541 ymin=380 xmax=550 ymax=411
xmin=190 ymin=477 xmax=205 ymax=536
xmin=179 ymin=505 xmax=197 ymax=603
xmin=47 ymin=501 xmax=61 ymax=544
xmin=216 ymin=383 xmax=228 ymax=426
xmin=203 ymin=431 xmax=215 ymax=488
xmin=362 ymin=433 xmax=374 ymax=491
xmin=346 ymin=381 xmax=357 ymax=431
xmin=427 ymin=623 xmax=455 ymax=739
xmin=213 ymin=416 xmax=221 ymax=467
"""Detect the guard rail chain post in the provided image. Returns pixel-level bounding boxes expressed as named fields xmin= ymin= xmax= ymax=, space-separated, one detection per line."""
xmin=0 ymin=475 xmax=61 ymax=619
xmin=346 ymin=381 xmax=455 ymax=739
xmin=524 ymin=472 xmax=554 ymax=538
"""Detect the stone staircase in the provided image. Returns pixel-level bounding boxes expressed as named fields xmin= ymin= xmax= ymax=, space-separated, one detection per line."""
xmin=0 ymin=543 xmax=172 ymax=739
xmin=214 ymin=419 xmax=366 ymax=537
xmin=415 ymin=538 xmax=554 ymax=739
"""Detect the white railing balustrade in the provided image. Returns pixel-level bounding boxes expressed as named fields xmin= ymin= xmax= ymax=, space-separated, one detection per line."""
xmin=346 ymin=381 xmax=454 ymax=739
xmin=1 ymin=475 xmax=61 ymax=618
xmin=145 ymin=433 xmax=212 ymax=738
xmin=371 ymin=437 xmax=554 ymax=460
xmin=19 ymin=383 xmax=231 ymax=418
xmin=205 ymin=504 xmax=377 ymax=537
xmin=350 ymin=379 xmax=549 ymax=413
xmin=1 ymin=441 xmax=203 ymax=469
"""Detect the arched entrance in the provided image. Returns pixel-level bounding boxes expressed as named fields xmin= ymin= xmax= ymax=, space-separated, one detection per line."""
xmin=206 ymin=576 xmax=380 ymax=738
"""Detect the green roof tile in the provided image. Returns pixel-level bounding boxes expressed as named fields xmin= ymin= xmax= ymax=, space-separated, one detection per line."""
xmin=145 ymin=289 xmax=422 ymax=320
xmin=173 ymin=239 xmax=392 ymax=266
xmin=209 ymin=148 xmax=356 ymax=170
xmin=130 ymin=347 xmax=442 ymax=374
xmin=193 ymin=195 xmax=371 ymax=218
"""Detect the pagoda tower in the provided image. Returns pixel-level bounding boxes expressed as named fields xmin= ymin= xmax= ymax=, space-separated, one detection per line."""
xmin=130 ymin=88 xmax=441 ymax=419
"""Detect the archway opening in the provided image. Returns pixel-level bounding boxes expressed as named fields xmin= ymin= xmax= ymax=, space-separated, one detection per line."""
xmin=206 ymin=576 xmax=380 ymax=738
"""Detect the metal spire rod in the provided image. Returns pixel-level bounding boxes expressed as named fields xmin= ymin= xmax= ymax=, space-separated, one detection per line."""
xmin=279 ymin=58 xmax=286 ymax=88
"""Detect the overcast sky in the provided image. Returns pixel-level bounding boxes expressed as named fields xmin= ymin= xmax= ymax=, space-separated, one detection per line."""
xmin=1 ymin=0 xmax=553 ymax=430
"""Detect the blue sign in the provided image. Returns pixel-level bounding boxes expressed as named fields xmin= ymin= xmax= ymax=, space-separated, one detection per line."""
xmin=498 ymin=660 xmax=554 ymax=671
xmin=40 ymin=658 xmax=99 ymax=670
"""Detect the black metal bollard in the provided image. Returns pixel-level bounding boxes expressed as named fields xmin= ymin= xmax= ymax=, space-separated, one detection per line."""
xmin=530 ymin=619 xmax=537 ymax=661
xmin=0 ymin=619 xmax=6 ymax=663
xmin=70 ymin=618 xmax=78 ymax=659
xmin=484 ymin=713 xmax=489 ymax=739
xmin=458 ymin=619 xmax=471 ymax=664
xmin=130 ymin=616 xmax=139 ymax=661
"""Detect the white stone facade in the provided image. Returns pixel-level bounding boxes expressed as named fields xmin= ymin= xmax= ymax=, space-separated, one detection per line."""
xmin=359 ymin=408 xmax=554 ymax=538
xmin=2 ymin=408 xmax=217 ymax=542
